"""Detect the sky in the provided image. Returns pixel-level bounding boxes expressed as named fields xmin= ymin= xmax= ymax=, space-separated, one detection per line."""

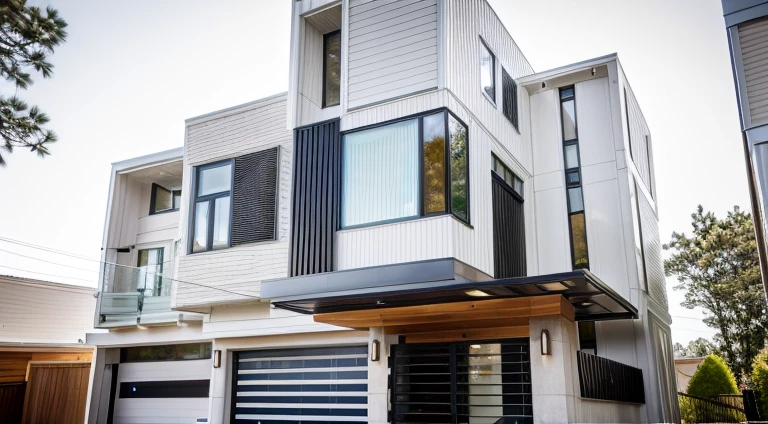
xmin=0 ymin=0 xmax=748 ymax=345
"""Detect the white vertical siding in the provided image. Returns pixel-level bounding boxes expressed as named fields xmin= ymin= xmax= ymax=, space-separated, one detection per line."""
xmin=176 ymin=95 xmax=293 ymax=308
xmin=0 ymin=276 xmax=95 ymax=344
xmin=347 ymin=0 xmax=439 ymax=110
xmin=739 ymin=17 xmax=768 ymax=127
xmin=443 ymin=0 xmax=535 ymax=173
xmin=336 ymin=216 xmax=454 ymax=270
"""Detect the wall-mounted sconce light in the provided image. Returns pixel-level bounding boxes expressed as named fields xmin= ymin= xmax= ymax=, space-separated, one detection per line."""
xmin=541 ymin=330 xmax=551 ymax=356
xmin=371 ymin=340 xmax=381 ymax=362
xmin=591 ymin=67 xmax=596 ymax=76
xmin=213 ymin=350 xmax=221 ymax=368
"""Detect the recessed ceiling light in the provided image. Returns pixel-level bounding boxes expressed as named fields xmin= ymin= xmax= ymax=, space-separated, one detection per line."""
xmin=539 ymin=282 xmax=570 ymax=292
xmin=465 ymin=289 xmax=491 ymax=297
xmin=470 ymin=344 xmax=482 ymax=349
xmin=580 ymin=301 xmax=594 ymax=307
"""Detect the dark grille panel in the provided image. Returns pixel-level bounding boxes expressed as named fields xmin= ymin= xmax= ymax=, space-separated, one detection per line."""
xmin=502 ymin=68 xmax=519 ymax=130
xmin=577 ymin=350 xmax=645 ymax=404
xmin=232 ymin=147 xmax=279 ymax=246
xmin=492 ymin=173 xmax=526 ymax=278
xmin=290 ymin=119 xmax=341 ymax=277
xmin=390 ymin=339 xmax=532 ymax=424
xmin=638 ymin=191 xmax=667 ymax=308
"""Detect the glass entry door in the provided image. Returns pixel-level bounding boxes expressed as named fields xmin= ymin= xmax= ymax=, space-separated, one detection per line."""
xmin=390 ymin=339 xmax=532 ymax=424
xmin=137 ymin=248 xmax=164 ymax=296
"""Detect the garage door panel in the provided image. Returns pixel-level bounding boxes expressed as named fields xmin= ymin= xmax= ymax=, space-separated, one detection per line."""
xmin=233 ymin=345 xmax=368 ymax=423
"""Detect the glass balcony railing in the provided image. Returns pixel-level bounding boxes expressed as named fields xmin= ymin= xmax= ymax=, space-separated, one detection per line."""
xmin=98 ymin=263 xmax=173 ymax=326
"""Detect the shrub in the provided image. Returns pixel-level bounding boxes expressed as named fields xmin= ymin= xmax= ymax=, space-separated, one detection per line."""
xmin=687 ymin=354 xmax=739 ymax=397
xmin=752 ymin=347 xmax=768 ymax=414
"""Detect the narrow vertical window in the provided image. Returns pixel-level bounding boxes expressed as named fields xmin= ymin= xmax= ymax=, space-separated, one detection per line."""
xmin=137 ymin=248 xmax=164 ymax=296
xmin=480 ymin=41 xmax=495 ymax=102
xmin=191 ymin=161 xmax=232 ymax=253
xmin=423 ymin=112 xmax=446 ymax=214
xmin=323 ymin=30 xmax=341 ymax=108
xmin=449 ymin=114 xmax=469 ymax=222
xmin=560 ymin=86 xmax=589 ymax=270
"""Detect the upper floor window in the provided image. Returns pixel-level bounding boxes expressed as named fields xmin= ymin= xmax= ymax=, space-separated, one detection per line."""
xmin=560 ymin=86 xmax=589 ymax=270
xmin=192 ymin=161 xmax=232 ymax=253
xmin=341 ymin=109 xmax=469 ymax=228
xmin=502 ymin=68 xmax=518 ymax=131
xmin=323 ymin=30 xmax=341 ymax=108
xmin=189 ymin=148 xmax=280 ymax=254
xmin=480 ymin=40 xmax=495 ymax=103
xmin=492 ymin=154 xmax=523 ymax=198
xmin=150 ymin=184 xmax=181 ymax=215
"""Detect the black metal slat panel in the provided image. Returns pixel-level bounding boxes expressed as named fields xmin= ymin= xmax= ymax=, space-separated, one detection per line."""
xmin=576 ymin=350 xmax=645 ymax=404
xmin=492 ymin=174 xmax=526 ymax=278
xmin=391 ymin=340 xmax=532 ymax=424
xmin=502 ymin=68 xmax=518 ymax=131
xmin=232 ymin=147 xmax=279 ymax=246
xmin=289 ymin=119 xmax=341 ymax=277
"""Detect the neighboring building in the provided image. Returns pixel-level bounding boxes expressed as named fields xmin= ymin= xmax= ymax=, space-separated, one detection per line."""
xmin=721 ymin=0 xmax=768 ymax=294
xmin=86 ymin=1 xmax=678 ymax=423
xmin=675 ymin=356 xmax=704 ymax=393
xmin=0 ymin=275 xmax=96 ymax=424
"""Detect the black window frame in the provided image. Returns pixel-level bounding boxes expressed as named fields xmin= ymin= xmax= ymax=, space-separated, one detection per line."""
xmin=149 ymin=183 xmax=181 ymax=215
xmin=322 ymin=29 xmax=341 ymax=109
xmin=502 ymin=67 xmax=519 ymax=131
xmin=479 ymin=38 xmax=496 ymax=105
xmin=188 ymin=159 xmax=234 ymax=254
xmin=492 ymin=153 xmax=523 ymax=199
xmin=560 ymin=86 xmax=590 ymax=270
xmin=339 ymin=107 xmax=470 ymax=230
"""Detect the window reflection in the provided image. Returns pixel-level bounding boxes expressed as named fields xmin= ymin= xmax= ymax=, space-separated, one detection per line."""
xmin=423 ymin=113 xmax=446 ymax=214
xmin=193 ymin=202 xmax=209 ymax=252
xmin=450 ymin=115 xmax=469 ymax=222
xmin=480 ymin=43 xmax=495 ymax=101
xmin=571 ymin=212 xmax=589 ymax=269
xmin=561 ymin=100 xmax=577 ymax=141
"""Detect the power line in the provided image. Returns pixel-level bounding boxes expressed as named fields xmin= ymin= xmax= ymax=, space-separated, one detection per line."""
xmin=0 ymin=248 xmax=99 ymax=273
xmin=0 ymin=236 xmax=99 ymax=262
xmin=0 ymin=264 xmax=96 ymax=284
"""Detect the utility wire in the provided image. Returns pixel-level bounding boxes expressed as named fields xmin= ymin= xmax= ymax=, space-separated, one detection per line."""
xmin=0 ymin=264 xmax=96 ymax=284
xmin=0 ymin=235 xmax=100 ymax=262
xmin=0 ymin=248 xmax=99 ymax=273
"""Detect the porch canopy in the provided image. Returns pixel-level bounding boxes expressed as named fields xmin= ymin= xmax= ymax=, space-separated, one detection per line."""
xmin=262 ymin=258 xmax=637 ymax=342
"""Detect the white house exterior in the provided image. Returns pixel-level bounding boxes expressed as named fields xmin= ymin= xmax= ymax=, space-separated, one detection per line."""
xmin=86 ymin=1 xmax=678 ymax=423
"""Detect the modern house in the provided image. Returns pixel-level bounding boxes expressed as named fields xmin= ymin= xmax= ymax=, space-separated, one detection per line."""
xmin=0 ymin=275 xmax=96 ymax=424
xmin=86 ymin=1 xmax=678 ymax=423
xmin=721 ymin=0 xmax=768 ymax=295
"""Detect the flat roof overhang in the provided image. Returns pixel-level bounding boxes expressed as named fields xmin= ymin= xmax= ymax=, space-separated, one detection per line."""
xmin=262 ymin=258 xmax=638 ymax=323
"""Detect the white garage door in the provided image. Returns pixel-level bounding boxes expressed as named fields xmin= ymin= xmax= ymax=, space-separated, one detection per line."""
xmin=113 ymin=343 xmax=212 ymax=424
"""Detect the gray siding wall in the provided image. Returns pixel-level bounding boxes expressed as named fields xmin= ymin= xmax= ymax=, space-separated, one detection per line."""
xmin=444 ymin=0 xmax=535 ymax=173
xmin=347 ymin=0 xmax=439 ymax=110
xmin=175 ymin=94 xmax=292 ymax=308
xmin=738 ymin=16 xmax=768 ymax=127
xmin=624 ymin=85 xmax=655 ymax=197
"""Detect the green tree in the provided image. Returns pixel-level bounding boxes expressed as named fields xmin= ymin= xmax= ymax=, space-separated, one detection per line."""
xmin=0 ymin=0 xmax=67 ymax=165
xmin=751 ymin=347 xmax=768 ymax=413
xmin=687 ymin=354 xmax=740 ymax=397
xmin=674 ymin=338 xmax=717 ymax=358
xmin=664 ymin=205 xmax=768 ymax=381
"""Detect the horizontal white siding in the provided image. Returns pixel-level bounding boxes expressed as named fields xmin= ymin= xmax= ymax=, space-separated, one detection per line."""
xmin=444 ymin=0 xmax=535 ymax=173
xmin=739 ymin=17 xmax=768 ymax=127
xmin=347 ymin=0 xmax=439 ymax=110
xmin=0 ymin=277 xmax=95 ymax=344
xmin=176 ymin=95 xmax=292 ymax=308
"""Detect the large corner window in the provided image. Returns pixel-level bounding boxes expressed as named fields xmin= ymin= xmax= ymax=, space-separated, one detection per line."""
xmin=323 ymin=30 xmax=341 ymax=108
xmin=150 ymin=184 xmax=181 ymax=215
xmin=191 ymin=161 xmax=232 ymax=253
xmin=560 ymin=86 xmax=589 ymax=270
xmin=341 ymin=110 xmax=469 ymax=228
xmin=502 ymin=68 xmax=518 ymax=131
xmin=480 ymin=40 xmax=496 ymax=103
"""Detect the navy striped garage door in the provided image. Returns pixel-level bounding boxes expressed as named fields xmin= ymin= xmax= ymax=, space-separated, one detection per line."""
xmin=232 ymin=345 xmax=368 ymax=423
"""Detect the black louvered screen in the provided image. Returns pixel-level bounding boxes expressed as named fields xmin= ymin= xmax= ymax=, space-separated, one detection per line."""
xmin=492 ymin=172 xmax=526 ymax=278
xmin=390 ymin=339 xmax=532 ymax=424
xmin=502 ymin=68 xmax=519 ymax=131
xmin=290 ymin=119 xmax=341 ymax=277
xmin=231 ymin=147 xmax=279 ymax=246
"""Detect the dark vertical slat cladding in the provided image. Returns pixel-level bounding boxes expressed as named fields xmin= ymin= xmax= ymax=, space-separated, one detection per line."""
xmin=502 ymin=68 xmax=519 ymax=130
xmin=231 ymin=147 xmax=279 ymax=246
xmin=492 ymin=173 xmax=526 ymax=278
xmin=576 ymin=350 xmax=645 ymax=404
xmin=289 ymin=119 xmax=341 ymax=277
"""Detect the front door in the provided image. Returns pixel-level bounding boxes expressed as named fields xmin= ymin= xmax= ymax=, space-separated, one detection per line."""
xmin=390 ymin=339 xmax=533 ymax=424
